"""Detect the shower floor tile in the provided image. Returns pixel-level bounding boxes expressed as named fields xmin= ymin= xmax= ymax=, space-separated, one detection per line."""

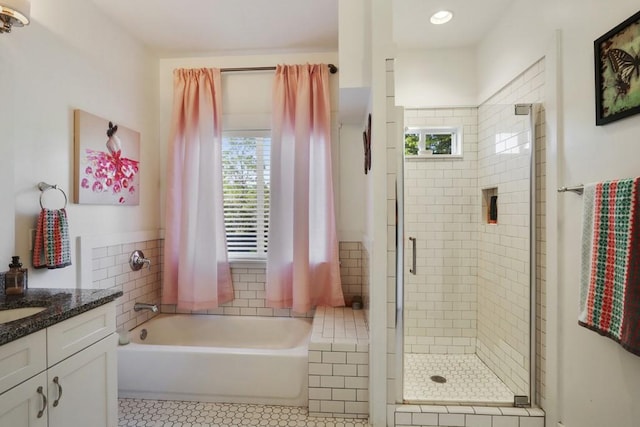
xmin=118 ymin=398 xmax=370 ymax=427
xmin=404 ymin=353 xmax=514 ymax=405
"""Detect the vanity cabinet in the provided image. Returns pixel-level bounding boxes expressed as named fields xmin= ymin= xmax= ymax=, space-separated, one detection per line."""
xmin=0 ymin=372 xmax=48 ymax=427
xmin=0 ymin=302 xmax=117 ymax=427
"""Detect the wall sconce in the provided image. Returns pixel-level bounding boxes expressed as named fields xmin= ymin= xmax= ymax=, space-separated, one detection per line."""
xmin=0 ymin=0 xmax=30 ymax=34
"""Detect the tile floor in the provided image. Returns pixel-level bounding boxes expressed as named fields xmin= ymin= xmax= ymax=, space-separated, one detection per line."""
xmin=118 ymin=399 xmax=370 ymax=427
xmin=403 ymin=353 xmax=514 ymax=405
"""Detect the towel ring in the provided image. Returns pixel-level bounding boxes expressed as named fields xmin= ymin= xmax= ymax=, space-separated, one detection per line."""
xmin=38 ymin=182 xmax=68 ymax=209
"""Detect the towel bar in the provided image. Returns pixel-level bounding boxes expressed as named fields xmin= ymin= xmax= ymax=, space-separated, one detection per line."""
xmin=557 ymin=185 xmax=584 ymax=195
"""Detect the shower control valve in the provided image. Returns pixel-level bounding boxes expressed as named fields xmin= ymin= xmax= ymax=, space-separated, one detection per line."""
xmin=129 ymin=250 xmax=151 ymax=271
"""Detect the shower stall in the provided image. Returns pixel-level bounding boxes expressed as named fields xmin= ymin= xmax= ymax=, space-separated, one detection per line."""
xmin=395 ymin=63 xmax=546 ymax=407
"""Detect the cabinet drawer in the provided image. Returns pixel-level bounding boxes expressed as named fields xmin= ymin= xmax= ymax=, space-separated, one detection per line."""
xmin=0 ymin=330 xmax=47 ymax=394
xmin=47 ymin=302 xmax=115 ymax=366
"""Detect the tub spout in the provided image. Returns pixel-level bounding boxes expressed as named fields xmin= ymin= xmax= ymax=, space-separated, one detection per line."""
xmin=134 ymin=303 xmax=158 ymax=313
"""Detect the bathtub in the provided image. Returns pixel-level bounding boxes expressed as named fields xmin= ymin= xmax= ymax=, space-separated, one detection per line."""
xmin=117 ymin=314 xmax=312 ymax=406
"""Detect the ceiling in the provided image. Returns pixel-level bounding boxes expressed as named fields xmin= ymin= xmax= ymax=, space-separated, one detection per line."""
xmin=88 ymin=0 xmax=339 ymax=56
xmin=393 ymin=0 xmax=515 ymax=50
xmin=88 ymin=0 xmax=514 ymax=56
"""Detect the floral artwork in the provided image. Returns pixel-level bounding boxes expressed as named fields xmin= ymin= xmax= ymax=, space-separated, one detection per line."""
xmin=74 ymin=110 xmax=140 ymax=205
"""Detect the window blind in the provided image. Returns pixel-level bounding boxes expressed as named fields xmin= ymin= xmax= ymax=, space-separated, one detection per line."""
xmin=221 ymin=133 xmax=270 ymax=257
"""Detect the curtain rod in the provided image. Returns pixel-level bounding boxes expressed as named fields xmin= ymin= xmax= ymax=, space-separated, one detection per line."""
xmin=220 ymin=64 xmax=338 ymax=74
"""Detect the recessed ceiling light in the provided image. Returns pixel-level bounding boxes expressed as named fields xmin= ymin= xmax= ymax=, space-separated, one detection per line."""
xmin=430 ymin=10 xmax=453 ymax=25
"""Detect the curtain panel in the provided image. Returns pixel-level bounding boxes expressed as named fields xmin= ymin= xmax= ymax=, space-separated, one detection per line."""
xmin=266 ymin=64 xmax=344 ymax=313
xmin=162 ymin=68 xmax=234 ymax=311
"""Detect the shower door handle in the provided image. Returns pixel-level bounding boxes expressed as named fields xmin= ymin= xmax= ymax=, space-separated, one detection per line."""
xmin=409 ymin=237 xmax=416 ymax=275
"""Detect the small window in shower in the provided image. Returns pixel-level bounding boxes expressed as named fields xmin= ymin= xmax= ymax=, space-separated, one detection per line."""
xmin=404 ymin=126 xmax=462 ymax=157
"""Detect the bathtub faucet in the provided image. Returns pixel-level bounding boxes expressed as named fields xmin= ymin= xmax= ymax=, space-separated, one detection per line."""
xmin=134 ymin=303 xmax=158 ymax=313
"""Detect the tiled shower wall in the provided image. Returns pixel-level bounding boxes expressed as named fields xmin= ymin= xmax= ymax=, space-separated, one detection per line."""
xmin=403 ymin=108 xmax=479 ymax=355
xmin=93 ymin=239 xmax=367 ymax=330
xmin=476 ymin=59 xmax=546 ymax=398
xmin=535 ymin=100 xmax=547 ymax=406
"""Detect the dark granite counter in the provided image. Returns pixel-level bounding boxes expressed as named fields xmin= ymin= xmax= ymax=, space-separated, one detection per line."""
xmin=0 ymin=288 xmax=123 ymax=346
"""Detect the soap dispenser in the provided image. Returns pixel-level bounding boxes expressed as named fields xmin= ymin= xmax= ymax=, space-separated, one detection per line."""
xmin=5 ymin=256 xmax=27 ymax=295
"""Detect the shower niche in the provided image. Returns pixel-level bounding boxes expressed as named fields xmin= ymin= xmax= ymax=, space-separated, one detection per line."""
xmin=482 ymin=188 xmax=498 ymax=224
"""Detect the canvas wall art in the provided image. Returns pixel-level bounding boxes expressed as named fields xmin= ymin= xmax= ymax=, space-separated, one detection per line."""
xmin=74 ymin=109 xmax=140 ymax=205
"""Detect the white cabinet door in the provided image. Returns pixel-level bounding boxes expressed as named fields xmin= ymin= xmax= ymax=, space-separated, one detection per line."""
xmin=0 ymin=330 xmax=46 ymax=394
xmin=0 ymin=372 xmax=48 ymax=427
xmin=47 ymin=333 xmax=118 ymax=427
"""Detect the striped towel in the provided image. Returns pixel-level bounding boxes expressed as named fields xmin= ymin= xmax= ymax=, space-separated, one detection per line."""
xmin=33 ymin=208 xmax=72 ymax=269
xmin=579 ymin=178 xmax=640 ymax=355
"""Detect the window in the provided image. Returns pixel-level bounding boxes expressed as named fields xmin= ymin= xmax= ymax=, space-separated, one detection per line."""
xmin=404 ymin=126 xmax=462 ymax=157
xmin=222 ymin=131 xmax=270 ymax=258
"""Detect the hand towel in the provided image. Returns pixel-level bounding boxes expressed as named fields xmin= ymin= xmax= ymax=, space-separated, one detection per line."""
xmin=579 ymin=177 xmax=640 ymax=355
xmin=33 ymin=208 xmax=72 ymax=269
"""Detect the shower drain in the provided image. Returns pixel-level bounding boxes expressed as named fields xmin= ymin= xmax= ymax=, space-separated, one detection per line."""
xmin=430 ymin=375 xmax=447 ymax=384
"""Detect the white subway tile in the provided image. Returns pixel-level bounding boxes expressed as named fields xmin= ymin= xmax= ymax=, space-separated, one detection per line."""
xmin=519 ymin=416 xmax=545 ymax=427
xmin=308 ymin=363 xmax=332 ymax=376
xmin=412 ymin=412 xmax=438 ymax=425
xmin=465 ymin=414 xmax=492 ymax=427
xmin=345 ymin=377 xmax=368 ymax=389
xmin=320 ymin=400 xmax=344 ymax=414
xmin=492 ymin=416 xmax=519 ymax=427
xmin=323 ymin=351 xmax=347 ymax=364
xmin=320 ymin=375 xmax=345 ymax=388
xmin=332 ymin=388 xmax=356 ymax=401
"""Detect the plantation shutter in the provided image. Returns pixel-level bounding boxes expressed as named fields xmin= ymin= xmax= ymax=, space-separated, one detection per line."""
xmin=221 ymin=133 xmax=270 ymax=256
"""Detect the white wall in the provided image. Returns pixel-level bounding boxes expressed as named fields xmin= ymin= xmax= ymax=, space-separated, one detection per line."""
xmin=338 ymin=124 xmax=366 ymax=241
xmin=395 ymin=48 xmax=477 ymax=108
xmin=0 ymin=0 xmax=159 ymax=289
xmin=478 ymin=2 xmax=640 ymax=426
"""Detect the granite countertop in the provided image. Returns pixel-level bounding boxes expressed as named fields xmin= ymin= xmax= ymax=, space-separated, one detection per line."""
xmin=0 ymin=288 xmax=123 ymax=346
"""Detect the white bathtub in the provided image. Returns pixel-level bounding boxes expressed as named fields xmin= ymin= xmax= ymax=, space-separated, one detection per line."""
xmin=117 ymin=314 xmax=312 ymax=406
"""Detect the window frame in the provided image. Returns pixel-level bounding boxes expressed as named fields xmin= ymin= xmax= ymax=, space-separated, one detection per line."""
xmin=404 ymin=125 xmax=463 ymax=158
xmin=221 ymin=129 xmax=271 ymax=261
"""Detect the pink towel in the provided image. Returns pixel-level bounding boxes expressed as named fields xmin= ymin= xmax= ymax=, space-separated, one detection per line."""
xmin=33 ymin=208 xmax=72 ymax=269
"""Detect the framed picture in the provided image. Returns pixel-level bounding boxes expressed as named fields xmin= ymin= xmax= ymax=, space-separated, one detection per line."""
xmin=74 ymin=109 xmax=141 ymax=205
xmin=362 ymin=131 xmax=369 ymax=174
xmin=594 ymin=10 xmax=640 ymax=125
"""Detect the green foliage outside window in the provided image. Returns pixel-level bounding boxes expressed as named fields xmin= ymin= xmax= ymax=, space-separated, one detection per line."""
xmin=405 ymin=133 xmax=419 ymax=155
xmin=425 ymin=134 xmax=452 ymax=154
xmin=404 ymin=131 xmax=453 ymax=155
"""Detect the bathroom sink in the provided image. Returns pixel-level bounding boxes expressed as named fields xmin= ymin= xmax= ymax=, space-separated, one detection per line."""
xmin=0 ymin=307 xmax=46 ymax=324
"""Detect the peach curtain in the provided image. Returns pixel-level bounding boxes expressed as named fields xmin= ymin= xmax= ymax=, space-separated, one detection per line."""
xmin=162 ymin=68 xmax=233 ymax=311
xmin=266 ymin=64 xmax=344 ymax=313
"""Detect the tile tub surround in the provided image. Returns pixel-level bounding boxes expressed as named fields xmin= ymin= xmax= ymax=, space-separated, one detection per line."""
xmin=339 ymin=241 xmax=365 ymax=305
xmin=309 ymin=306 xmax=369 ymax=419
xmin=91 ymin=239 xmax=163 ymax=332
xmin=394 ymin=405 xmax=544 ymax=427
xmin=0 ymin=287 xmax=123 ymax=345
xmin=158 ymin=241 xmax=365 ymax=318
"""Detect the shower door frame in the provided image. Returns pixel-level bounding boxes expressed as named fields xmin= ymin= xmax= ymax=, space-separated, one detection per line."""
xmin=394 ymin=103 xmax=539 ymax=407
